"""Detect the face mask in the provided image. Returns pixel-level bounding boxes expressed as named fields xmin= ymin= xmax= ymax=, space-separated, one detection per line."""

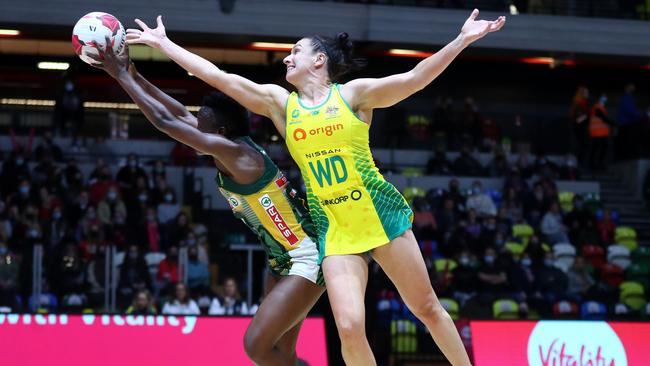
xmin=138 ymin=194 xmax=147 ymax=203
xmin=53 ymin=211 xmax=62 ymax=220
xmin=459 ymin=256 xmax=470 ymax=266
xmin=65 ymin=82 xmax=74 ymax=92
xmin=484 ymin=255 xmax=495 ymax=265
xmin=29 ymin=229 xmax=40 ymax=238
xmin=544 ymin=259 xmax=554 ymax=267
xmin=599 ymin=96 xmax=607 ymax=104
xmin=16 ymin=158 xmax=24 ymax=165
xmin=473 ymin=187 xmax=481 ymax=195
xmin=107 ymin=191 xmax=117 ymax=201
xmin=19 ymin=186 xmax=30 ymax=195
xmin=495 ymin=239 xmax=504 ymax=247
xmin=164 ymin=194 xmax=173 ymax=203
xmin=521 ymin=258 xmax=532 ymax=267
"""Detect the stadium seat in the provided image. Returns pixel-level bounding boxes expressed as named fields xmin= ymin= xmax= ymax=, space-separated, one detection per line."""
xmin=631 ymin=246 xmax=650 ymax=266
xmin=552 ymin=300 xmax=579 ymax=319
xmin=402 ymin=186 xmax=426 ymax=205
xmin=493 ymin=299 xmax=519 ymax=319
xmin=619 ymin=281 xmax=646 ymax=311
xmin=582 ymin=244 xmax=606 ymax=269
xmin=402 ymin=167 xmax=423 ymax=178
xmin=512 ymin=224 xmax=534 ymax=245
xmin=559 ymin=191 xmax=575 ymax=212
xmin=553 ymin=243 xmax=576 ymax=272
xmin=607 ymin=245 xmax=631 ymax=270
xmin=390 ymin=319 xmax=417 ymax=353
xmin=505 ymin=241 xmax=526 ymax=258
xmin=625 ymin=263 xmax=650 ymax=289
xmin=580 ymin=301 xmax=607 ymax=320
xmin=434 ymin=258 xmax=457 ymax=273
xmin=439 ymin=298 xmax=460 ymax=320
xmin=615 ymin=226 xmax=638 ymax=251
xmin=600 ymin=263 xmax=625 ymax=287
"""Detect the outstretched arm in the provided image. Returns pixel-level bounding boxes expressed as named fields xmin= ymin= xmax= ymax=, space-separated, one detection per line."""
xmin=343 ymin=9 xmax=505 ymax=111
xmin=125 ymin=16 xmax=289 ymax=136
xmin=92 ymin=40 xmax=242 ymax=162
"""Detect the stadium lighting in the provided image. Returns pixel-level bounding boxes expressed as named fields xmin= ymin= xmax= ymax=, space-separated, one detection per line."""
xmin=0 ymin=29 xmax=20 ymax=37
xmin=0 ymin=98 xmax=200 ymax=112
xmin=250 ymin=42 xmax=294 ymax=51
xmin=37 ymin=62 xmax=70 ymax=70
xmin=520 ymin=57 xmax=554 ymax=65
xmin=387 ymin=49 xmax=434 ymax=58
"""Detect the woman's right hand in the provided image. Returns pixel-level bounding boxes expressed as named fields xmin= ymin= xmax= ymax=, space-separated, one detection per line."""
xmin=126 ymin=15 xmax=167 ymax=49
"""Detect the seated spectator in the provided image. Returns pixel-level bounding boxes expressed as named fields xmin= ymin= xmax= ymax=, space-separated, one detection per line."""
xmin=564 ymin=195 xmax=597 ymax=247
xmin=465 ymin=209 xmax=482 ymax=242
xmin=477 ymin=247 xmax=508 ymax=298
xmin=566 ymin=256 xmax=595 ymax=302
xmin=137 ymin=207 xmax=161 ymax=253
xmin=78 ymin=223 xmax=104 ymax=261
xmin=28 ymin=278 xmax=58 ymax=312
xmin=116 ymin=153 xmax=149 ymax=201
xmin=157 ymin=188 xmax=181 ymax=225
xmin=0 ymin=151 xmax=31 ymax=198
xmin=164 ymin=212 xmax=192 ymax=248
xmin=596 ymin=209 xmax=616 ymax=245
xmin=34 ymin=132 xmax=63 ymax=163
xmin=63 ymin=157 xmax=84 ymax=197
xmin=187 ymin=246 xmax=210 ymax=291
xmin=412 ymin=197 xmax=437 ymax=240
xmin=97 ymin=185 xmax=127 ymax=226
xmin=66 ymin=190 xmax=90 ymax=227
xmin=127 ymin=289 xmax=157 ymax=314
xmin=501 ymin=187 xmax=524 ymax=222
xmin=534 ymin=155 xmax=559 ymax=180
xmin=560 ymin=155 xmax=580 ymax=180
xmin=444 ymin=179 xmax=465 ymax=209
xmin=466 ymin=181 xmax=497 ymax=218
xmin=541 ymin=201 xmax=570 ymax=244
xmin=0 ymin=242 xmax=20 ymax=310
xmin=452 ymin=145 xmax=483 ymax=176
xmin=76 ymin=205 xmax=102 ymax=242
xmin=209 ymin=277 xmax=251 ymax=315
xmin=44 ymin=205 xmax=68 ymax=249
xmin=524 ymin=183 xmax=548 ymax=227
xmin=495 ymin=207 xmax=513 ymax=238
xmin=508 ymin=253 xmax=538 ymax=304
xmin=450 ymin=250 xmax=478 ymax=306
xmin=157 ymin=246 xmax=179 ymax=292
xmin=162 ymin=283 xmax=200 ymax=315
xmin=51 ymin=242 xmax=86 ymax=297
xmin=436 ymin=198 xmax=461 ymax=235
xmin=118 ymin=245 xmax=151 ymax=308
xmin=425 ymin=150 xmax=452 ymax=175
xmin=150 ymin=159 xmax=167 ymax=183
xmin=534 ymin=252 xmax=569 ymax=310
xmin=86 ymin=245 xmax=107 ymax=307
xmin=524 ymin=235 xmax=546 ymax=265
xmin=503 ymin=166 xmax=530 ymax=198
xmin=487 ymin=150 xmax=509 ymax=177
xmin=7 ymin=179 xmax=36 ymax=211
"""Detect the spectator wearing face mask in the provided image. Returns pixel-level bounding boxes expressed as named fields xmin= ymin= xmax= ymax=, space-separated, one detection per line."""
xmin=0 ymin=152 xmax=31 ymax=198
xmin=184 ymin=232 xmax=209 ymax=264
xmin=534 ymin=252 xmax=569 ymax=313
xmin=466 ymin=181 xmax=497 ymax=218
xmin=0 ymin=242 xmax=20 ymax=311
xmin=44 ymin=205 xmax=68 ymax=249
xmin=116 ymin=153 xmax=149 ymax=203
xmin=508 ymin=253 xmax=538 ymax=304
xmin=477 ymin=247 xmax=508 ymax=298
xmin=97 ymin=186 xmax=127 ymax=227
xmin=157 ymin=188 xmax=181 ymax=226
xmin=118 ymin=245 xmax=151 ymax=308
xmin=66 ymin=191 xmax=90 ymax=227
xmin=450 ymin=250 xmax=478 ymax=306
xmin=8 ymin=179 xmax=36 ymax=212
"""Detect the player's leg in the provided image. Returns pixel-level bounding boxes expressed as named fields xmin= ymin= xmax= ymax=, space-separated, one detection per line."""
xmin=322 ymin=254 xmax=376 ymax=366
xmin=243 ymin=274 xmax=323 ymax=366
xmin=274 ymin=319 xmax=304 ymax=364
xmin=371 ymin=230 xmax=471 ymax=366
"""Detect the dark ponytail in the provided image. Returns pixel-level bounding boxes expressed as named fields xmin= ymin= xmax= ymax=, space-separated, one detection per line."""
xmin=310 ymin=32 xmax=366 ymax=82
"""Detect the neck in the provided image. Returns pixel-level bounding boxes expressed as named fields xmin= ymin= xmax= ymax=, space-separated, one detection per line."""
xmin=297 ymin=76 xmax=331 ymax=107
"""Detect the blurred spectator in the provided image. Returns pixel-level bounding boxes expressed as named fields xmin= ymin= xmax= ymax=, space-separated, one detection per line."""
xmin=524 ymin=183 xmax=548 ymax=227
xmin=50 ymin=242 xmax=86 ymax=297
xmin=63 ymin=158 xmax=84 ymax=197
xmin=452 ymin=145 xmax=483 ymax=176
xmin=150 ymin=176 xmax=170 ymax=206
xmin=97 ymin=186 xmax=127 ymax=226
xmin=560 ymin=155 xmax=580 ymax=180
xmin=436 ymin=198 xmax=461 ymax=235
xmin=0 ymin=152 xmax=31 ymax=197
xmin=425 ymin=149 xmax=452 ymax=175
xmin=596 ymin=209 xmax=617 ymax=245
xmin=126 ymin=289 xmax=157 ymax=314
xmin=588 ymin=94 xmax=612 ymax=170
xmin=137 ymin=207 xmax=161 ymax=253
xmin=508 ymin=253 xmax=538 ymax=304
xmin=503 ymin=166 xmax=529 ymax=199
xmin=501 ymin=187 xmax=524 ymax=223
xmin=85 ymin=245 xmax=107 ymax=306
xmin=444 ymin=179 xmax=465 ymax=209
xmin=466 ymin=181 xmax=497 ymax=218
xmin=128 ymin=177 xmax=152 ymax=224
xmin=0 ymin=242 xmax=20 ymax=310
xmin=412 ymin=197 xmax=437 ymax=240
xmin=514 ymin=152 xmax=535 ymax=179
xmin=116 ymin=153 xmax=149 ymax=202
xmin=534 ymin=252 xmax=569 ymax=309
xmin=157 ymin=246 xmax=179 ymax=291
xmin=7 ymin=179 xmax=36 ymax=212
xmin=34 ymin=132 xmax=63 ymax=163
xmin=28 ymin=278 xmax=58 ymax=313
xmin=157 ymin=188 xmax=181 ymax=226
xmin=209 ymin=277 xmax=251 ymax=315
xmin=44 ymin=205 xmax=68 ymax=249
xmin=118 ymin=245 xmax=151 ymax=307
xmin=450 ymin=251 xmax=478 ymax=306
xmin=534 ymin=155 xmax=559 ymax=180
xmin=187 ymin=246 xmax=210 ymax=291
xmin=89 ymin=162 xmax=115 ymax=206
xmin=487 ymin=150 xmax=509 ymax=177
xmin=459 ymin=97 xmax=482 ymax=146
xmin=541 ymin=201 xmax=570 ymax=244
xmin=162 ymin=283 xmax=200 ymax=315
xmin=76 ymin=206 xmax=101 ymax=242
xmin=569 ymin=86 xmax=590 ymax=164
xmin=53 ymin=79 xmax=84 ymax=141
xmin=524 ymin=235 xmax=546 ymax=265
xmin=165 ymin=213 xmax=192 ymax=249
xmin=564 ymin=195 xmax=597 ymax=247
xmin=566 ymin=256 xmax=595 ymax=302
xmin=476 ymin=247 xmax=508 ymax=297
xmin=616 ymin=84 xmax=641 ymax=160
xmin=151 ymin=160 xmax=167 ymax=183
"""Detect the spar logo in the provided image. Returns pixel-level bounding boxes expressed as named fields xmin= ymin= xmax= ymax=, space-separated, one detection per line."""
xmin=292 ymin=123 xmax=344 ymax=141
xmin=527 ymin=321 xmax=627 ymax=366
xmin=228 ymin=197 xmax=240 ymax=208
xmin=258 ymin=194 xmax=299 ymax=246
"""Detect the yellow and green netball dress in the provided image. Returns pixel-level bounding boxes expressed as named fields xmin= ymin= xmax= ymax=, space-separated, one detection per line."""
xmin=285 ymin=84 xmax=413 ymax=262
xmin=216 ymin=136 xmax=323 ymax=285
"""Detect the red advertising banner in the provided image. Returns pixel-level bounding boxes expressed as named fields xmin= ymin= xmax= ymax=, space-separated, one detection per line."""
xmin=0 ymin=314 xmax=328 ymax=366
xmin=471 ymin=320 xmax=650 ymax=366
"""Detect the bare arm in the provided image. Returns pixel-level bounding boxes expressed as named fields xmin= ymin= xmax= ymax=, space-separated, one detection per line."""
xmin=342 ymin=9 xmax=505 ymax=112
xmin=125 ymin=16 xmax=289 ymax=136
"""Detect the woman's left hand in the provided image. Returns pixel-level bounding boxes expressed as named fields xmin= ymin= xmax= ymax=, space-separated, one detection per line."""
xmin=460 ymin=9 xmax=506 ymax=46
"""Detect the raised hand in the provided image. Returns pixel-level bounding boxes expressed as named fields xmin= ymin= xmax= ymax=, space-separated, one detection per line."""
xmin=125 ymin=15 xmax=167 ymax=49
xmin=460 ymin=9 xmax=506 ymax=46
xmin=88 ymin=36 xmax=132 ymax=79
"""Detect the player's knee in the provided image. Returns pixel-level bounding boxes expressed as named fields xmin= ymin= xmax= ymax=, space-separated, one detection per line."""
xmin=335 ymin=313 xmax=366 ymax=344
xmin=411 ymin=295 xmax=449 ymax=324
xmin=243 ymin=328 xmax=266 ymax=361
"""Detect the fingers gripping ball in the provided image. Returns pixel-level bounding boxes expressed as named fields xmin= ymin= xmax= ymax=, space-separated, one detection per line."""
xmin=72 ymin=12 xmax=126 ymax=65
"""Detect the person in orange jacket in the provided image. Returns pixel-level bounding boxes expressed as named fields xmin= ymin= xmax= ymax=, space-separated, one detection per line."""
xmin=589 ymin=94 xmax=612 ymax=170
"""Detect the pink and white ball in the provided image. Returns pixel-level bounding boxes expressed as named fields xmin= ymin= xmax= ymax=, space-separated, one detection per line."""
xmin=72 ymin=12 xmax=126 ymax=65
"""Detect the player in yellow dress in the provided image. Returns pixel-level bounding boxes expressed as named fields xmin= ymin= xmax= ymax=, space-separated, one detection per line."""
xmin=91 ymin=42 xmax=324 ymax=366
xmin=127 ymin=10 xmax=505 ymax=365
